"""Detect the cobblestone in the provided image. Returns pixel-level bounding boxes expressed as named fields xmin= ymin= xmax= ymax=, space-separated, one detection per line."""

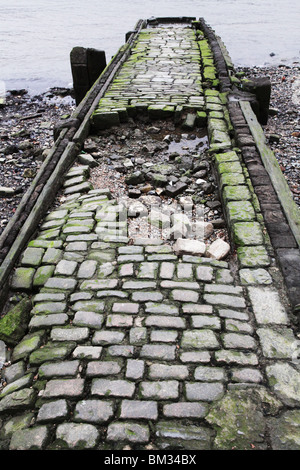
xmin=74 ymin=400 xmax=114 ymax=423
xmin=140 ymin=381 xmax=179 ymax=400
xmin=120 ymin=400 xmax=158 ymax=420
xmin=43 ymin=378 xmax=85 ymax=398
xmin=55 ymin=422 xmax=99 ymax=449
xmin=185 ymin=382 xmax=224 ymax=401
xmin=37 ymin=399 xmax=69 ymax=423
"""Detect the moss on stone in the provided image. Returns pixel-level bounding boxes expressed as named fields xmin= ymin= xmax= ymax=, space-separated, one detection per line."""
xmin=233 ymin=222 xmax=264 ymax=246
xmin=0 ymin=297 xmax=31 ymax=346
xmin=206 ymin=389 xmax=269 ymax=449
xmin=11 ymin=267 xmax=35 ymax=290
xmin=237 ymin=245 xmax=270 ymax=268
xmin=11 ymin=330 xmax=45 ymax=362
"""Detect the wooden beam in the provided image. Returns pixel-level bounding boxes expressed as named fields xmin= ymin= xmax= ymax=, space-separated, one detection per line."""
xmin=240 ymin=100 xmax=300 ymax=247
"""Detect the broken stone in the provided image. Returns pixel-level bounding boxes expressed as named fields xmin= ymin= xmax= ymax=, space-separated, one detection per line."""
xmin=125 ymin=171 xmax=145 ymax=186
xmin=165 ymin=182 xmax=188 ymax=197
xmin=0 ymin=297 xmax=32 ymax=346
xmin=206 ymin=389 xmax=268 ymax=450
xmin=269 ymin=410 xmax=300 ymax=450
xmin=0 ymin=186 xmax=15 ymax=197
xmin=190 ymin=221 xmax=214 ymax=240
xmin=173 ymin=238 xmax=206 ymax=256
xmin=78 ymin=153 xmax=98 ymax=167
xmin=206 ymin=239 xmax=230 ymax=260
xmin=266 ymin=363 xmax=300 ymax=407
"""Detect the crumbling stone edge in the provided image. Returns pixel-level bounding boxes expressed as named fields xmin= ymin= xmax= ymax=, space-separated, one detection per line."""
xmin=197 ymin=17 xmax=300 ymax=319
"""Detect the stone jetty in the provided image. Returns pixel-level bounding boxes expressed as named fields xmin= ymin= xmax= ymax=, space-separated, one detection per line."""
xmin=0 ymin=17 xmax=299 ymax=451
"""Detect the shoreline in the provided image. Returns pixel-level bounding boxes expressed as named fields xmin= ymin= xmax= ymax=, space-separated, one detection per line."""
xmin=0 ymin=64 xmax=299 ymax=236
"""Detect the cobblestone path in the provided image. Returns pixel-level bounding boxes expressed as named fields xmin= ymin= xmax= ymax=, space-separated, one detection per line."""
xmin=93 ymin=25 xmax=205 ymax=127
xmin=0 ymin=21 xmax=300 ymax=451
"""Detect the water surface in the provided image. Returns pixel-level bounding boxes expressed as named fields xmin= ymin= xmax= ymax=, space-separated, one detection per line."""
xmin=0 ymin=0 xmax=299 ymax=94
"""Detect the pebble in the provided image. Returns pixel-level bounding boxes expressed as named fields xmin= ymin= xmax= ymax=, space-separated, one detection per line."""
xmin=0 ymin=89 xmax=75 ymax=234
xmin=238 ymin=65 xmax=300 ymax=206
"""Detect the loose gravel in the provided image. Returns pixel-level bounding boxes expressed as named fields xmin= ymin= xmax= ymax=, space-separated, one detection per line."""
xmin=0 ymin=88 xmax=75 ymax=235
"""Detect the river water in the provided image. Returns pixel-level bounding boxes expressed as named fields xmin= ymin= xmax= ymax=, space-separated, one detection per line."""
xmin=0 ymin=0 xmax=299 ymax=95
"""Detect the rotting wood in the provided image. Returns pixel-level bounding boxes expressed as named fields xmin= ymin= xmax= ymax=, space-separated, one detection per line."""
xmin=240 ymin=100 xmax=300 ymax=248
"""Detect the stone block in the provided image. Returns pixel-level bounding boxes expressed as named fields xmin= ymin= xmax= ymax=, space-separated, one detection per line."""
xmin=237 ymin=246 xmax=270 ymax=268
xmin=107 ymin=422 xmax=149 ymax=443
xmin=223 ymin=185 xmax=251 ymax=202
xmin=239 ymin=268 xmax=272 ymax=285
xmin=91 ymin=379 xmax=135 ymax=398
xmin=173 ymin=238 xmax=206 ymax=256
xmin=140 ymin=344 xmax=176 ymax=360
xmin=120 ymin=400 xmax=158 ymax=420
xmin=92 ymin=111 xmax=120 ymax=130
xmin=29 ymin=342 xmax=75 ymax=366
xmin=248 ymin=287 xmax=288 ymax=325
xmin=171 ymin=289 xmax=199 ymax=303
xmin=43 ymin=378 xmax=85 ymax=398
xmin=126 ymin=359 xmax=145 ymax=380
xmin=21 ymin=247 xmax=44 ymax=267
xmin=50 ymin=327 xmax=89 ymax=343
xmin=9 ymin=425 xmax=49 ymax=450
xmin=11 ymin=268 xmax=35 ymax=290
xmin=0 ymin=297 xmax=31 ymax=346
xmin=74 ymin=400 xmax=113 ymax=423
xmin=181 ymin=330 xmax=219 ymax=350
xmin=140 ymin=381 xmax=179 ymax=400
xmin=86 ymin=361 xmax=121 ymax=376
xmin=227 ymin=201 xmax=256 ymax=224
xmin=56 ymin=422 xmax=99 ymax=449
xmin=204 ymin=293 xmax=246 ymax=309
xmin=33 ymin=265 xmax=55 ymax=286
xmin=206 ymin=239 xmax=230 ymax=260
xmin=37 ymin=399 xmax=69 ymax=423
xmin=185 ymin=382 xmax=224 ymax=402
xmin=149 ymin=364 xmax=188 ymax=380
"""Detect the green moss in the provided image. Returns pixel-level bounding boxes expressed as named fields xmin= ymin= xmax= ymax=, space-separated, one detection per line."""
xmin=33 ymin=265 xmax=55 ymax=287
xmin=206 ymin=390 xmax=267 ymax=450
xmin=232 ymin=222 xmax=264 ymax=246
xmin=0 ymin=297 xmax=31 ymax=346
xmin=237 ymin=245 xmax=270 ymax=268
xmin=0 ymin=413 xmax=34 ymax=439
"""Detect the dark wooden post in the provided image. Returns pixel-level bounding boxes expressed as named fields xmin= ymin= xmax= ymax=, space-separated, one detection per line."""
xmin=70 ymin=47 xmax=106 ymax=105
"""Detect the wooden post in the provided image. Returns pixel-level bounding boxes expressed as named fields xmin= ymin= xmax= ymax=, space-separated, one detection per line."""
xmin=70 ymin=47 xmax=106 ymax=105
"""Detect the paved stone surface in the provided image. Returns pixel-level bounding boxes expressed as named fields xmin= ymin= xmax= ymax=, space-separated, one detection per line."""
xmin=0 ymin=20 xmax=300 ymax=451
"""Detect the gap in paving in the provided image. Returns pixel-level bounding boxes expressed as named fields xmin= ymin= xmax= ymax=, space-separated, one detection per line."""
xmin=51 ymin=117 xmax=232 ymax=267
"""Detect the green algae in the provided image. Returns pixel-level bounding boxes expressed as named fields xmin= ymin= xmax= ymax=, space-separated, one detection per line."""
xmin=0 ymin=297 xmax=31 ymax=346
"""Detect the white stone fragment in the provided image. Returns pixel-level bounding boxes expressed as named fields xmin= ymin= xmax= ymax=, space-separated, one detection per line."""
xmin=206 ymin=238 xmax=230 ymax=260
xmin=191 ymin=221 xmax=214 ymax=239
xmin=173 ymin=238 xmax=206 ymax=256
